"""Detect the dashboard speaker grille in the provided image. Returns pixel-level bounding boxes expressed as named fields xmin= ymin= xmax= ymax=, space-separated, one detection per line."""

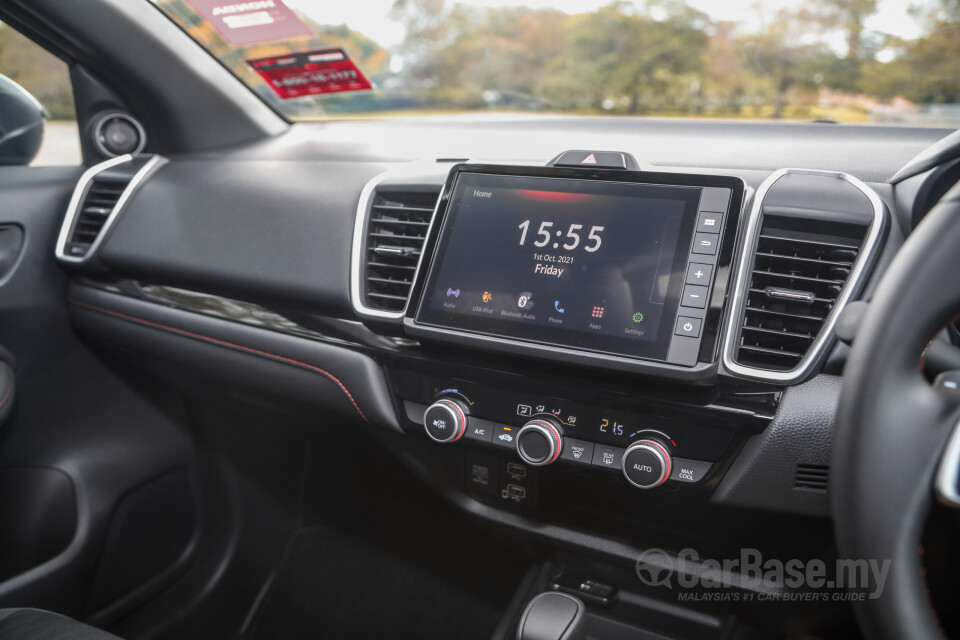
xmin=735 ymin=216 xmax=864 ymax=371
xmin=63 ymin=175 xmax=130 ymax=258
xmin=361 ymin=189 xmax=440 ymax=313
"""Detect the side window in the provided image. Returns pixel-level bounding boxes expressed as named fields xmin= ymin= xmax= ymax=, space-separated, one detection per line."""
xmin=0 ymin=22 xmax=81 ymax=165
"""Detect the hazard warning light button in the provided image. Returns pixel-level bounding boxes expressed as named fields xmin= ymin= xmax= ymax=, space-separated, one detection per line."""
xmin=551 ymin=150 xmax=630 ymax=170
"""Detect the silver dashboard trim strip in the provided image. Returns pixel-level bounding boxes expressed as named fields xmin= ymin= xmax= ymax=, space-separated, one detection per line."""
xmin=721 ymin=168 xmax=887 ymax=384
xmin=55 ymin=154 xmax=167 ymax=264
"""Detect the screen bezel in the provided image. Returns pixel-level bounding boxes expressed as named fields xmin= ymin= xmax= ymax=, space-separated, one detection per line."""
xmin=404 ymin=164 xmax=746 ymax=378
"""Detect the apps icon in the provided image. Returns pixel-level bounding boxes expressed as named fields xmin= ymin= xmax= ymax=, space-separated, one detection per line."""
xmin=482 ymin=291 xmax=493 ymax=303
xmin=591 ymin=306 xmax=605 ymax=319
xmin=517 ymin=291 xmax=534 ymax=310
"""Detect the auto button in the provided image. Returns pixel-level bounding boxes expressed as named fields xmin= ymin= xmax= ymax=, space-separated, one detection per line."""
xmin=622 ymin=439 xmax=672 ymax=489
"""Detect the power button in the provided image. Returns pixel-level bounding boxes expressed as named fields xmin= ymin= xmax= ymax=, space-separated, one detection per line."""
xmin=675 ymin=316 xmax=702 ymax=338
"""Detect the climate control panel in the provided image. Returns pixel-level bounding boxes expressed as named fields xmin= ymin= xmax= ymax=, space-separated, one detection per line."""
xmin=407 ymin=392 xmax=744 ymax=496
xmin=413 ymin=396 xmax=713 ymax=488
xmin=420 ymin=398 xmax=695 ymax=490
xmin=392 ymin=363 xmax=774 ymax=501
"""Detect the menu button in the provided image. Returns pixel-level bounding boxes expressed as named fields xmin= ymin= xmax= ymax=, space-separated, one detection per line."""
xmin=696 ymin=211 xmax=724 ymax=233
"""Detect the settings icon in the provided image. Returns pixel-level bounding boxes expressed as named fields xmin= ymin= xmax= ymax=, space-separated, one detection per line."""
xmin=632 ymin=312 xmax=645 ymax=324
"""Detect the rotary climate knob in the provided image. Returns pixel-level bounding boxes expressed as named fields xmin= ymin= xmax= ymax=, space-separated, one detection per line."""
xmin=516 ymin=418 xmax=564 ymax=466
xmin=622 ymin=439 xmax=672 ymax=489
xmin=422 ymin=399 xmax=468 ymax=443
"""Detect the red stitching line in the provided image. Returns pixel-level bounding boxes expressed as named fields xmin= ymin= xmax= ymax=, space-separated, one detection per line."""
xmin=71 ymin=300 xmax=368 ymax=422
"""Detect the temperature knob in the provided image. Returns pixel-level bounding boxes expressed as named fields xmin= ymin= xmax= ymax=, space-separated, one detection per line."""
xmin=422 ymin=399 xmax=467 ymax=443
xmin=516 ymin=418 xmax=564 ymax=466
xmin=622 ymin=439 xmax=672 ymax=489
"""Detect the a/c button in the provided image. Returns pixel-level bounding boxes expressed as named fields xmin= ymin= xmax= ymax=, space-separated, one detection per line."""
xmin=675 ymin=316 xmax=702 ymax=338
xmin=464 ymin=418 xmax=495 ymax=443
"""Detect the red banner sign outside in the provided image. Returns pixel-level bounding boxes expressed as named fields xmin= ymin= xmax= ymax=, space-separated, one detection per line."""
xmin=186 ymin=0 xmax=311 ymax=46
xmin=248 ymin=49 xmax=374 ymax=99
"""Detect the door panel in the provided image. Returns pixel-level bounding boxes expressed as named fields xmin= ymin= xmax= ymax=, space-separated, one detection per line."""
xmin=0 ymin=166 xmax=199 ymax=622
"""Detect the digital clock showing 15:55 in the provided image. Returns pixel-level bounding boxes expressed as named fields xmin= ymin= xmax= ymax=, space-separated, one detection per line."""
xmin=517 ymin=220 xmax=604 ymax=252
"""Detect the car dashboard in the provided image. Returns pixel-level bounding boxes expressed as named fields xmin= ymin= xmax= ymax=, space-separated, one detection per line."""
xmin=48 ymin=116 xmax=960 ymax=599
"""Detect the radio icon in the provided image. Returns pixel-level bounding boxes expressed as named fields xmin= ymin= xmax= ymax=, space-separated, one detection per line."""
xmin=446 ymin=288 xmax=461 ymax=298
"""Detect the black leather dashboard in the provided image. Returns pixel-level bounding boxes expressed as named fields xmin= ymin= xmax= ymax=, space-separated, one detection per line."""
xmin=53 ymin=117 xmax=960 ymax=527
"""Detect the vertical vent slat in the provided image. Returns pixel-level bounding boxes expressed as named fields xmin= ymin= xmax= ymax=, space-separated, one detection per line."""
xmin=734 ymin=217 xmax=866 ymax=371
xmin=360 ymin=189 xmax=440 ymax=313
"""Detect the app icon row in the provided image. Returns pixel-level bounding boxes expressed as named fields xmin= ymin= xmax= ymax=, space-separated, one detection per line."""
xmin=444 ymin=287 xmax=647 ymax=324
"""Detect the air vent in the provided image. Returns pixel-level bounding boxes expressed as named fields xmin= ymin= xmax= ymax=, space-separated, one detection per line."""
xmin=794 ymin=464 xmax=829 ymax=492
xmin=62 ymin=174 xmax=129 ymax=258
xmin=360 ymin=189 xmax=440 ymax=314
xmin=724 ymin=169 xmax=885 ymax=383
xmin=734 ymin=216 xmax=864 ymax=371
xmin=57 ymin=155 xmax=164 ymax=263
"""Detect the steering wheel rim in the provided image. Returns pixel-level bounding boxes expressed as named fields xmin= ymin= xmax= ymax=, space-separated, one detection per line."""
xmin=833 ymin=181 xmax=960 ymax=640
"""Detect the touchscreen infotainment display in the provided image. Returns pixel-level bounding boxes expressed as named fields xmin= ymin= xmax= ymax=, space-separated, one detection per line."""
xmin=414 ymin=172 xmax=704 ymax=361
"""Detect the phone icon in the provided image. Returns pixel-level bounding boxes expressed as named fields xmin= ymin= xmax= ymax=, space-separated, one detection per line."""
xmin=554 ymin=300 xmax=565 ymax=313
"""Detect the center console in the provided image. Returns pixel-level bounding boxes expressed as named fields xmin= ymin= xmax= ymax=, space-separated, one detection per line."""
xmin=370 ymin=159 xmax=770 ymax=515
xmin=348 ymin=152 xmax=882 ymax=522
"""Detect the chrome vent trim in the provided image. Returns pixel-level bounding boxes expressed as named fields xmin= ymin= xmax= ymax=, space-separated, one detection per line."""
xmin=722 ymin=168 xmax=887 ymax=384
xmin=55 ymin=154 xmax=166 ymax=264
xmin=350 ymin=168 xmax=444 ymax=320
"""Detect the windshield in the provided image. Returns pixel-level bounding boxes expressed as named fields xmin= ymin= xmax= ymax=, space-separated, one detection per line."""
xmin=153 ymin=0 xmax=960 ymax=126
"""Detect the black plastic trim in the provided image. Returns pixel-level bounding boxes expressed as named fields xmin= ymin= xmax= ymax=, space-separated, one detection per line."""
xmin=67 ymin=283 xmax=399 ymax=430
